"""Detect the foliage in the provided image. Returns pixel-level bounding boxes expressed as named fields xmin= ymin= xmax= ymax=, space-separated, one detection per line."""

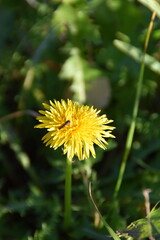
xmin=117 ymin=207 xmax=160 ymax=239
xmin=1 ymin=0 xmax=160 ymax=239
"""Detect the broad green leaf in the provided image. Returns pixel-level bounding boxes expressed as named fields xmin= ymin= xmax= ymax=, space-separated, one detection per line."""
xmin=59 ymin=48 xmax=101 ymax=103
xmin=52 ymin=3 xmax=100 ymax=42
xmin=137 ymin=0 xmax=160 ymax=18
xmin=113 ymin=39 xmax=160 ymax=75
xmin=117 ymin=207 xmax=160 ymax=239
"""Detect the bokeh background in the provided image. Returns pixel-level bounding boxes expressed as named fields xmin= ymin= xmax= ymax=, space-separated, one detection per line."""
xmin=0 ymin=0 xmax=160 ymax=239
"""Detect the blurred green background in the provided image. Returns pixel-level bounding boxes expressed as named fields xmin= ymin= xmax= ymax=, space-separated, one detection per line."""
xmin=0 ymin=0 xmax=160 ymax=239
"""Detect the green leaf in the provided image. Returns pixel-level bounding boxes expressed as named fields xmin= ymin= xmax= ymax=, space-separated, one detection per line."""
xmin=113 ymin=39 xmax=160 ymax=75
xmin=117 ymin=207 xmax=160 ymax=239
xmin=59 ymin=48 xmax=101 ymax=103
xmin=137 ymin=0 xmax=160 ymax=18
xmin=52 ymin=2 xmax=100 ymax=46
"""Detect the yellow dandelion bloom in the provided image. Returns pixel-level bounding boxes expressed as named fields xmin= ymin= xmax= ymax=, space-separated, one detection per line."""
xmin=35 ymin=99 xmax=115 ymax=160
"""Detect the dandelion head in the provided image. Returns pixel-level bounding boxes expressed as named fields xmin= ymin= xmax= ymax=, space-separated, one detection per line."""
xmin=35 ymin=99 xmax=115 ymax=160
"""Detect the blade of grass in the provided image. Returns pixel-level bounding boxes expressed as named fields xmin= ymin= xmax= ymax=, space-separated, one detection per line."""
xmin=137 ymin=0 xmax=160 ymax=18
xmin=113 ymin=11 xmax=156 ymax=200
xmin=113 ymin=40 xmax=160 ymax=75
xmin=89 ymin=182 xmax=121 ymax=240
xmin=0 ymin=110 xmax=38 ymax=123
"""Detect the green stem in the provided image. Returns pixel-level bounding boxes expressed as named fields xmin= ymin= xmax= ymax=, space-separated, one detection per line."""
xmin=64 ymin=157 xmax=72 ymax=228
xmin=113 ymin=11 xmax=156 ymax=201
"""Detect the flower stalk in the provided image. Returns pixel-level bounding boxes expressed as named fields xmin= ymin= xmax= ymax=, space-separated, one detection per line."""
xmin=64 ymin=157 xmax=72 ymax=228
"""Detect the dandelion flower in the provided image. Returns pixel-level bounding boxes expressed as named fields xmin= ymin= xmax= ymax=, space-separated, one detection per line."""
xmin=35 ymin=99 xmax=115 ymax=160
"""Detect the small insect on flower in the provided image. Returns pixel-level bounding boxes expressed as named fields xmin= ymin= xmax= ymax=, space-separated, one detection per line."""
xmin=35 ymin=99 xmax=115 ymax=160
xmin=59 ymin=120 xmax=71 ymax=130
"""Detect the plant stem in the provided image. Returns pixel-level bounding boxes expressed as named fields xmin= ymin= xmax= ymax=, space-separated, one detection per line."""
xmin=113 ymin=11 xmax=156 ymax=201
xmin=64 ymin=157 xmax=72 ymax=228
